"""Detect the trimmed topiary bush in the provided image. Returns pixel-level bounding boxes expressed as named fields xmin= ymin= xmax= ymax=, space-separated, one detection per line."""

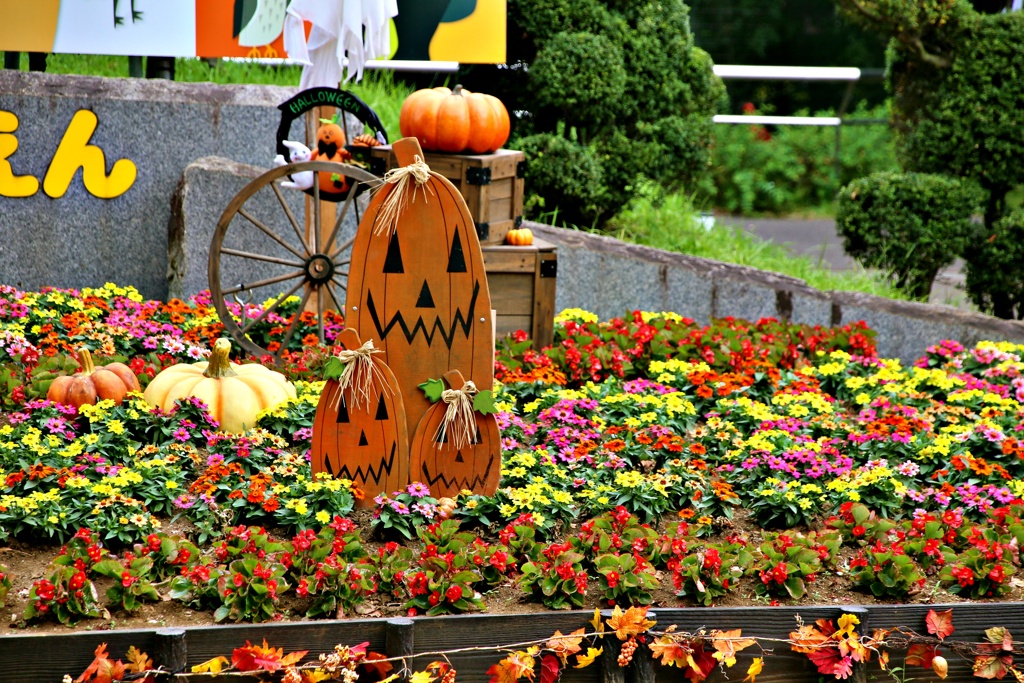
xmin=887 ymin=10 xmax=1024 ymax=227
xmin=463 ymin=0 xmax=723 ymax=227
xmin=835 ymin=172 xmax=980 ymax=300
xmin=964 ymin=209 xmax=1024 ymax=320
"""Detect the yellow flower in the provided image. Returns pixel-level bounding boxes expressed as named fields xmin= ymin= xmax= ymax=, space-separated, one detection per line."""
xmin=316 ymin=511 xmax=331 ymax=524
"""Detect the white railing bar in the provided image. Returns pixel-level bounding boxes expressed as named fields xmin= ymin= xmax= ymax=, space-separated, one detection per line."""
xmin=713 ymin=65 xmax=862 ymax=81
xmin=221 ymin=57 xmax=460 ymax=72
xmin=713 ymin=115 xmax=842 ymax=126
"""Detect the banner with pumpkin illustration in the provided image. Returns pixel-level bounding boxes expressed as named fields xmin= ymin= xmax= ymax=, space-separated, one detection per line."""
xmin=0 ymin=0 xmax=505 ymax=63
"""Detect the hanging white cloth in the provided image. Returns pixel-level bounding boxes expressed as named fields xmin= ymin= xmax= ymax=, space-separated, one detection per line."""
xmin=283 ymin=0 xmax=398 ymax=88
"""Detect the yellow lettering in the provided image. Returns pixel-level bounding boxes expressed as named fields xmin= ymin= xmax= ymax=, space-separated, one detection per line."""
xmin=0 ymin=110 xmax=40 ymax=198
xmin=43 ymin=110 xmax=136 ymax=199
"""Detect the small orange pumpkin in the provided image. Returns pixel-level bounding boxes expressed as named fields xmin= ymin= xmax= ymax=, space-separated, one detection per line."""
xmin=505 ymin=227 xmax=534 ymax=246
xmin=399 ymin=85 xmax=510 ymax=154
xmin=47 ymin=348 xmax=141 ymax=408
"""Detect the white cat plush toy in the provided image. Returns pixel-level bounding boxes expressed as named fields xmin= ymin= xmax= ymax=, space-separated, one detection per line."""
xmin=272 ymin=140 xmax=315 ymax=191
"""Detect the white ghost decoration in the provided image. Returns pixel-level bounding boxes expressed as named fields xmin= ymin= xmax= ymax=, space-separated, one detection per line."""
xmin=284 ymin=0 xmax=398 ymax=88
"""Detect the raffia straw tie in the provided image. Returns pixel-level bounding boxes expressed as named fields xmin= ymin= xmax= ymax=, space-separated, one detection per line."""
xmin=435 ymin=380 xmax=479 ymax=451
xmin=373 ymin=154 xmax=434 ymax=236
xmin=333 ymin=340 xmax=386 ymax=411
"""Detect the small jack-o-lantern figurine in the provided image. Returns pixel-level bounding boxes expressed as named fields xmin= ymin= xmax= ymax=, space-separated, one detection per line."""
xmin=310 ymin=113 xmax=353 ymax=194
xmin=409 ymin=369 xmax=500 ymax=498
xmin=311 ymin=328 xmax=409 ymax=506
xmin=345 ymin=137 xmax=494 ymax=446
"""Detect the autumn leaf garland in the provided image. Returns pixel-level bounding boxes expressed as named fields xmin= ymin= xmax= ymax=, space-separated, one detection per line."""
xmin=64 ymin=607 xmax=1020 ymax=683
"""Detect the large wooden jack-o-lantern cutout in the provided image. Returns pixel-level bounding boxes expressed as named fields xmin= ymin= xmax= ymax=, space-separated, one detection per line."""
xmin=410 ymin=370 xmax=501 ymax=498
xmin=311 ymin=328 xmax=410 ymax=505
xmin=345 ymin=137 xmax=495 ymax=450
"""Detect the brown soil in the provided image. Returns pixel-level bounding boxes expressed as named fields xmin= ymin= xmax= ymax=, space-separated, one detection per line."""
xmin=2 ymin=509 xmax=1017 ymax=637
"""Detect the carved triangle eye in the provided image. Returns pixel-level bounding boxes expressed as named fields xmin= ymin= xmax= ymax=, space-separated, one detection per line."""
xmin=335 ymin=397 xmax=350 ymax=423
xmin=416 ymin=280 xmax=435 ymax=308
xmin=447 ymin=230 xmax=467 ymax=273
xmin=435 ymin=424 xmax=448 ymax=444
xmin=383 ymin=231 xmax=404 ymax=273
xmin=375 ymin=394 xmax=389 ymax=420
xmin=358 ymin=430 xmax=369 ymax=446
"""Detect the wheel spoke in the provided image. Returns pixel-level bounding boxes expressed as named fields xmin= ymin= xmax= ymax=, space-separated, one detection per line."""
xmin=325 ymin=281 xmax=344 ymax=310
xmin=317 ymin=283 xmax=326 ymax=345
xmin=329 ymin=238 xmax=356 ymax=262
xmin=330 ymin=275 xmax=347 ymax=293
xmin=222 ymin=269 xmax=305 ymax=295
xmin=271 ymin=181 xmax=312 ymax=256
xmin=313 ymin=178 xmax=322 ymax=254
xmin=220 ymin=247 xmax=304 ymax=269
xmin=238 ymin=207 xmax=307 ymax=261
xmin=240 ymin=277 xmax=306 ymax=334
xmin=325 ymin=181 xmax=360 ymax=253
xmin=276 ymin=286 xmax=313 ymax=361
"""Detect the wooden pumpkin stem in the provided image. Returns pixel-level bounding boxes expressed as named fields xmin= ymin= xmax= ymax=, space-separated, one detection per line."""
xmin=452 ymin=84 xmax=465 ymax=97
xmin=77 ymin=347 xmax=95 ymax=375
xmin=204 ymin=339 xmax=238 ymax=379
xmin=373 ymin=137 xmax=434 ymax=236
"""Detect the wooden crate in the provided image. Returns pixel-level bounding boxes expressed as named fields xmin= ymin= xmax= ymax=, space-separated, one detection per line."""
xmin=482 ymin=237 xmax=557 ymax=348
xmin=370 ymin=146 xmax=525 ymax=245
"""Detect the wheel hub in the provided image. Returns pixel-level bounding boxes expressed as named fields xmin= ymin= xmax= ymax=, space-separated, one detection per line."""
xmin=305 ymin=254 xmax=335 ymax=284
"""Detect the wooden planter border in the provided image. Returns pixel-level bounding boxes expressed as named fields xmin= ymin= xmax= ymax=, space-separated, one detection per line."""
xmin=2 ymin=602 xmax=1020 ymax=683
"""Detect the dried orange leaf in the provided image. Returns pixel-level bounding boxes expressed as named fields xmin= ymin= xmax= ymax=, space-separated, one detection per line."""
xmin=925 ymin=609 xmax=955 ymax=641
xmin=606 ymin=606 xmax=656 ymax=641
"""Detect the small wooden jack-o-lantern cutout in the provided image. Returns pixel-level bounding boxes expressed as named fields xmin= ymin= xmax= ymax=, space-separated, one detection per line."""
xmin=311 ymin=328 xmax=409 ymax=506
xmin=409 ymin=369 xmax=500 ymax=498
xmin=345 ymin=137 xmax=494 ymax=445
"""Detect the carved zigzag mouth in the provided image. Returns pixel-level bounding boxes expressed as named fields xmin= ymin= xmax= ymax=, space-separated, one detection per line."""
xmin=366 ymin=282 xmax=480 ymax=350
xmin=324 ymin=441 xmax=397 ymax=484
xmin=419 ymin=456 xmax=495 ymax=492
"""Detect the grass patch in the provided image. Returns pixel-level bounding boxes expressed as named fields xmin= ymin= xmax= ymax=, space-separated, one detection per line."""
xmin=606 ymin=193 xmax=908 ymax=300
xmin=31 ymin=53 xmax=411 ymax=141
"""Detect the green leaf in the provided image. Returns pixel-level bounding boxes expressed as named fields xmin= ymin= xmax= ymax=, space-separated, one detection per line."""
xmin=323 ymin=357 xmax=346 ymax=380
xmin=419 ymin=378 xmax=446 ymax=403
xmin=473 ymin=389 xmax=498 ymax=414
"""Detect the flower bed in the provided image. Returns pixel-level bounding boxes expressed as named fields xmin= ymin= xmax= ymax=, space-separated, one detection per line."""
xmin=3 ymin=284 xmax=1024 ymax=642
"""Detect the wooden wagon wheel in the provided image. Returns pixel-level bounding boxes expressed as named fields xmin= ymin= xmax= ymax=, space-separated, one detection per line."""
xmin=208 ymin=160 xmax=379 ymax=361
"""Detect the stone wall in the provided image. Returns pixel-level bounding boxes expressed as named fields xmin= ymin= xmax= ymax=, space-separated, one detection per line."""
xmin=0 ymin=70 xmax=296 ymax=300
xmin=527 ymin=222 xmax=1024 ymax=361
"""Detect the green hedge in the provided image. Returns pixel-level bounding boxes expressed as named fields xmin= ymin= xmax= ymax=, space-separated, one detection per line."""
xmin=835 ymin=172 xmax=980 ymax=300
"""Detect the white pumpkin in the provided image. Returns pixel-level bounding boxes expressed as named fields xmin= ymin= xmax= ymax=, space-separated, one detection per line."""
xmin=144 ymin=338 xmax=296 ymax=433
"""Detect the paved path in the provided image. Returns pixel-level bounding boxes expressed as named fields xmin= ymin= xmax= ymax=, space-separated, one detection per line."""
xmin=721 ymin=216 xmax=971 ymax=309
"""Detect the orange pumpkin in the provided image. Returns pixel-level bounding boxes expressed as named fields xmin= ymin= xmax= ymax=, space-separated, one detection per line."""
xmin=311 ymin=328 xmax=410 ymax=506
xmin=505 ymin=227 xmax=534 ymax=246
xmin=47 ymin=348 xmax=140 ymax=408
xmin=345 ymin=137 xmax=495 ymax=448
xmin=399 ymin=85 xmax=510 ymax=154
xmin=408 ymin=370 xmax=501 ymax=498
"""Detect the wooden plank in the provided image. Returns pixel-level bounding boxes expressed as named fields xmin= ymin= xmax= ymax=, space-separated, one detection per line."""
xmin=482 ymin=245 xmax=537 ymax=273
xmin=496 ymin=314 xmax=533 ymax=338
xmin=489 ymin=273 xmax=534 ymax=315
xmin=533 ymin=251 xmax=557 ymax=348
xmin=0 ymin=629 xmax=159 ymax=683
xmin=490 ymin=178 xmax=515 ymax=201
xmin=410 ymin=612 xmax=603 ymax=683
